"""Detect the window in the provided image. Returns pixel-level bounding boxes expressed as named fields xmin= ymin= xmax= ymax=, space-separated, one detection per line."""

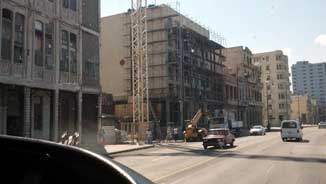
xmin=45 ymin=23 xmax=54 ymax=69
xmin=265 ymin=65 xmax=270 ymax=71
xmin=70 ymin=33 xmax=77 ymax=73
xmin=279 ymin=104 xmax=285 ymax=109
xmin=83 ymin=31 xmax=99 ymax=81
xmin=1 ymin=9 xmax=13 ymax=61
xmin=278 ymin=84 xmax=284 ymax=89
xmin=34 ymin=21 xmax=43 ymax=66
xmin=267 ymin=85 xmax=271 ymax=90
xmin=60 ymin=30 xmax=78 ymax=73
xmin=85 ymin=61 xmax=99 ymax=80
xmin=70 ymin=0 xmax=77 ymax=11
xmin=266 ymin=75 xmax=270 ymax=81
xmin=278 ymin=93 xmax=285 ymax=100
xmin=276 ymin=55 xmax=282 ymax=60
xmin=60 ymin=30 xmax=69 ymax=72
xmin=63 ymin=0 xmax=77 ymax=11
xmin=33 ymin=97 xmax=43 ymax=130
xmin=14 ymin=13 xmax=25 ymax=63
xmin=63 ymin=0 xmax=69 ymax=8
xmin=282 ymin=121 xmax=297 ymax=128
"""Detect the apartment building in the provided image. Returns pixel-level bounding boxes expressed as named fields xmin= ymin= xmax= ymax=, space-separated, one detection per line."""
xmin=292 ymin=61 xmax=326 ymax=121
xmin=253 ymin=50 xmax=291 ymax=127
xmin=101 ymin=4 xmax=225 ymax=131
xmin=0 ymin=0 xmax=101 ymax=145
xmin=223 ymin=46 xmax=263 ymax=128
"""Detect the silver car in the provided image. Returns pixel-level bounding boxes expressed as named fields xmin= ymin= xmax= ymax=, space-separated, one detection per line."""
xmin=318 ymin=122 xmax=326 ymax=129
xmin=250 ymin=125 xmax=266 ymax=136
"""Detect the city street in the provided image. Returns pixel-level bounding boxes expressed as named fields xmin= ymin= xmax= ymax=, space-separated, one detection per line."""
xmin=112 ymin=127 xmax=326 ymax=184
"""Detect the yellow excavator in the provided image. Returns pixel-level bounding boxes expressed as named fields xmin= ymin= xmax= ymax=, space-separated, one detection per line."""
xmin=183 ymin=109 xmax=208 ymax=142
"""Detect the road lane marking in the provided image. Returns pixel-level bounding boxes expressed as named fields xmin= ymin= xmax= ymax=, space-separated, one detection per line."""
xmin=153 ymin=156 xmax=216 ymax=182
xmin=152 ymin=156 xmax=168 ymax=162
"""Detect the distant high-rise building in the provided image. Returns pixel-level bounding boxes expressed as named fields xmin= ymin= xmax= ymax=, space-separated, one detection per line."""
xmin=291 ymin=61 xmax=326 ymax=120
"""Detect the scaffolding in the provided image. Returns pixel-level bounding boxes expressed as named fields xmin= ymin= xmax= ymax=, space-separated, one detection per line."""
xmin=131 ymin=0 xmax=149 ymax=142
xmin=118 ymin=2 xmax=227 ymax=138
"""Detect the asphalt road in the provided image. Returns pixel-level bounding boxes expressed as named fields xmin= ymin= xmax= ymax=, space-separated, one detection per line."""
xmin=112 ymin=127 xmax=326 ymax=184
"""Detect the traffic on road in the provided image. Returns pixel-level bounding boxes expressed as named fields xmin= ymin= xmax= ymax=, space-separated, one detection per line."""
xmin=112 ymin=126 xmax=325 ymax=184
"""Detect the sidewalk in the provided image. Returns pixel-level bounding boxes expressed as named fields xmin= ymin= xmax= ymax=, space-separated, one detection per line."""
xmin=105 ymin=144 xmax=155 ymax=155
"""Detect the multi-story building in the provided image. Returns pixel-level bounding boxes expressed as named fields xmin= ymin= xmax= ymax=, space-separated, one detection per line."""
xmin=253 ymin=50 xmax=291 ymax=127
xmin=101 ymin=4 xmax=225 ymax=131
xmin=223 ymin=46 xmax=263 ymax=128
xmin=292 ymin=61 xmax=326 ymax=120
xmin=0 ymin=0 xmax=101 ymax=146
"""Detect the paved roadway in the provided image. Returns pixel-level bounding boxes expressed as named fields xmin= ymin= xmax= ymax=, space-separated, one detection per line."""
xmin=112 ymin=127 xmax=326 ymax=184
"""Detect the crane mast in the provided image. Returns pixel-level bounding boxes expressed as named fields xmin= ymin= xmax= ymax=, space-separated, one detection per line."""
xmin=131 ymin=0 xmax=149 ymax=142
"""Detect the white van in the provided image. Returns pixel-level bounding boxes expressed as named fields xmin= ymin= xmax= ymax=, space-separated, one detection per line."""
xmin=281 ymin=120 xmax=303 ymax=142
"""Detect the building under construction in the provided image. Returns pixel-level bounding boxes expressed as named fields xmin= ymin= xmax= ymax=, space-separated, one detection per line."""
xmin=101 ymin=4 xmax=225 ymax=136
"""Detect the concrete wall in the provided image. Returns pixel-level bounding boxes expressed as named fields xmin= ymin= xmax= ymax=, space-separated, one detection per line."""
xmin=101 ymin=14 xmax=128 ymax=97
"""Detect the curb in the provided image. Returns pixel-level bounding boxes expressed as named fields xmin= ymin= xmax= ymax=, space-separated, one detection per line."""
xmin=107 ymin=145 xmax=155 ymax=155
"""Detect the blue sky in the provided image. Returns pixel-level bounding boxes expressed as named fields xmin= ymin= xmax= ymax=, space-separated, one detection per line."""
xmin=101 ymin=0 xmax=326 ymax=67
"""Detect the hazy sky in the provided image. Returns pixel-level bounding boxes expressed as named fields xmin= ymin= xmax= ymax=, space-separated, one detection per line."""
xmin=101 ymin=0 xmax=326 ymax=68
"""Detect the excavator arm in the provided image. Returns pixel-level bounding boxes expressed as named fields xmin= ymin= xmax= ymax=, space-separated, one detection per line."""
xmin=190 ymin=109 xmax=202 ymax=127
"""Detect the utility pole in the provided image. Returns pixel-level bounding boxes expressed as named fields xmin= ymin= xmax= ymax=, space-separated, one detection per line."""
xmin=266 ymin=84 xmax=269 ymax=129
xmin=178 ymin=22 xmax=184 ymax=134
xmin=297 ymin=95 xmax=300 ymax=122
xmin=237 ymin=66 xmax=240 ymax=121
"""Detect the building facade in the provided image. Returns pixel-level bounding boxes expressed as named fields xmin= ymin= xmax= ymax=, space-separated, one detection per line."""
xmin=223 ymin=68 xmax=239 ymax=125
xmin=101 ymin=4 xmax=225 ymax=131
xmin=223 ymin=46 xmax=263 ymax=128
xmin=290 ymin=95 xmax=317 ymax=124
xmin=253 ymin=50 xmax=291 ymax=127
xmin=0 ymin=0 xmax=101 ymax=145
xmin=292 ymin=61 xmax=326 ymax=121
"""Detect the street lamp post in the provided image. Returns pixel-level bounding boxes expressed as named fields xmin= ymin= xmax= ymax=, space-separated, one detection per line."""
xmin=297 ymin=95 xmax=301 ymax=122
xmin=265 ymin=80 xmax=273 ymax=131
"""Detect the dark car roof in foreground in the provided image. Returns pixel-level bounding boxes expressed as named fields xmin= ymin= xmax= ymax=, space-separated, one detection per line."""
xmin=0 ymin=135 xmax=152 ymax=184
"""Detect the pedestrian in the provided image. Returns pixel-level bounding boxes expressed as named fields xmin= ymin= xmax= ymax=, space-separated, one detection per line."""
xmin=173 ymin=127 xmax=178 ymax=142
xmin=166 ymin=126 xmax=173 ymax=143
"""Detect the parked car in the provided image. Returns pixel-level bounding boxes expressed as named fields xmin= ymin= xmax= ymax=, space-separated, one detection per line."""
xmin=250 ymin=125 xmax=266 ymax=136
xmin=318 ymin=121 xmax=326 ymax=129
xmin=281 ymin=120 xmax=303 ymax=142
xmin=202 ymin=128 xmax=235 ymax=149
